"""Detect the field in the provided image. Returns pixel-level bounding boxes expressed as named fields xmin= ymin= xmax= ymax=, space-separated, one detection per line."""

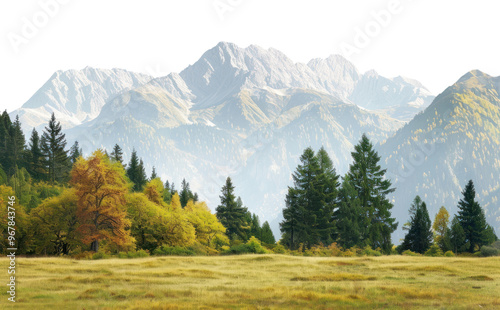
xmin=1 ymin=255 xmax=499 ymax=309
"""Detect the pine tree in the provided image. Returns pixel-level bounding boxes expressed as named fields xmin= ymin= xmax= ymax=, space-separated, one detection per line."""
xmin=346 ymin=134 xmax=397 ymax=253
xmin=401 ymin=196 xmax=433 ymax=253
xmin=69 ymin=141 xmax=82 ymax=164
xmin=334 ymin=175 xmax=363 ymax=248
xmin=8 ymin=115 xmax=26 ymax=174
xmin=450 ymin=215 xmax=466 ymax=253
xmin=27 ymin=128 xmax=45 ymax=181
xmin=216 ymin=177 xmax=248 ymax=241
xmin=457 ymin=180 xmax=488 ymax=252
xmin=110 ymin=144 xmax=125 ymax=167
xmin=260 ymin=221 xmax=276 ymax=244
xmin=150 ymin=166 xmax=158 ymax=180
xmin=40 ymin=113 xmax=70 ymax=183
xmin=126 ymin=149 xmax=147 ymax=191
xmin=0 ymin=111 xmax=10 ymax=172
xmin=180 ymin=179 xmax=191 ymax=208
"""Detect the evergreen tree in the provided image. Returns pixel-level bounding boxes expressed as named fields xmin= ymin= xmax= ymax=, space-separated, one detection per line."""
xmin=27 ymin=128 xmax=45 ymax=181
xmin=0 ymin=111 xmax=10 ymax=172
xmin=69 ymin=141 xmax=82 ymax=164
xmin=457 ymin=180 xmax=488 ymax=252
xmin=346 ymin=134 xmax=397 ymax=253
xmin=216 ymin=177 xmax=248 ymax=241
xmin=126 ymin=149 xmax=147 ymax=191
xmin=401 ymin=196 xmax=433 ymax=253
xmin=334 ymin=175 xmax=363 ymax=248
xmin=450 ymin=215 xmax=466 ymax=253
xmin=110 ymin=144 xmax=125 ymax=167
xmin=150 ymin=166 xmax=158 ymax=180
xmin=8 ymin=115 xmax=26 ymax=174
xmin=180 ymin=178 xmax=192 ymax=208
xmin=260 ymin=221 xmax=276 ymax=244
xmin=40 ymin=113 xmax=70 ymax=183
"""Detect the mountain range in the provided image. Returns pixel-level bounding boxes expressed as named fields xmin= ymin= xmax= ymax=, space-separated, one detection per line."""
xmin=10 ymin=42 xmax=498 ymax=240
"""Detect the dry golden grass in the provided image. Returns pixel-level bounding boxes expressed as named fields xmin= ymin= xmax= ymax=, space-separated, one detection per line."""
xmin=0 ymin=255 xmax=499 ymax=309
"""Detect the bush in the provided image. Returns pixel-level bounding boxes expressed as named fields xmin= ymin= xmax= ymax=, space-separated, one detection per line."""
xmin=118 ymin=249 xmax=150 ymax=259
xmin=153 ymin=246 xmax=195 ymax=256
xmin=490 ymin=241 xmax=500 ymax=250
xmin=444 ymin=251 xmax=455 ymax=257
xmin=402 ymin=250 xmax=421 ymax=256
xmin=362 ymin=246 xmax=382 ymax=257
xmin=225 ymin=237 xmax=268 ymax=255
xmin=92 ymin=251 xmax=111 ymax=260
xmin=480 ymin=246 xmax=500 ymax=257
xmin=424 ymin=244 xmax=443 ymax=257
xmin=73 ymin=251 xmax=94 ymax=260
xmin=272 ymin=243 xmax=287 ymax=254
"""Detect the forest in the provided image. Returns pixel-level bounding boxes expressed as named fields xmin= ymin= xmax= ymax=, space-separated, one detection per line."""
xmin=0 ymin=111 xmax=498 ymax=258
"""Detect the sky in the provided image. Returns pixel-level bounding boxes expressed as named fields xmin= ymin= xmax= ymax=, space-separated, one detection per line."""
xmin=1 ymin=0 xmax=499 ymax=112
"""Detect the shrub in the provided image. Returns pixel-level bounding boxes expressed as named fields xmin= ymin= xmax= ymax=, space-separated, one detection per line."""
xmin=480 ymin=246 xmax=499 ymax=257
xmin=73 ymin=251 xmax=94 ymax=260
xmin=424 ymin=244 xmax=443 ymax=257
xmin=153 ymin=246 xmax=195 ymax=256
xmin=92 ymin=251 xmax=111 ymax=260
xmin=272 ymin=243 xmax=287 ymax=254
xmin=402 ymin=250 xmax=421 ymax=256
xmin=225 ymin=237 xmax=268 ymax=254
xmin=363 ymin=246 xmax=382 ymax=257
xmin=118 ymin=249 xmax=150 ymax=258
xmin=444 ymin=251 xmax=455 ymax=257
xmin=490 ymin=241 xmax=500 ymax=250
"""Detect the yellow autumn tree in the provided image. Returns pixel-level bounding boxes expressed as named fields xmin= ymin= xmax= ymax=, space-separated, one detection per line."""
xmin=143 ymin=178 xmax=164 ymax=205
xmin=185 ymin=200 xmax=228 ymax=248
xmin=71 ymin=150 xmax=133 ymax=252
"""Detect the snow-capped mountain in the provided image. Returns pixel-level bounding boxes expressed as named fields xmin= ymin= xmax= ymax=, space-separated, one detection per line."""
xmin=11 ymin=67 xmax=152 ymax=133
xmin=13 ymin=42 xmax=440 ymax=239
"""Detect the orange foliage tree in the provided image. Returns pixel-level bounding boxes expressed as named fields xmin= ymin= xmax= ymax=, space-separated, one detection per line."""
xmin=71 ymin=150 xmax=133 ymax=252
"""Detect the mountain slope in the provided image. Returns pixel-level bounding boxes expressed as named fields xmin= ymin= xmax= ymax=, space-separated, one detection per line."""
xmin=11 ymin=67 xmax=152 ymax=133
xmin=379 ymin=70 xmax=500 ymax=238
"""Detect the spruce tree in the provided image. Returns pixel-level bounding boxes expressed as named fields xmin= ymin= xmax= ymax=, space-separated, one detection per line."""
xmin=180 ymin=179 xmax=191 ymax=208
xmin=457 ymin=180 xmax=488 ymax=252
xmin=0 ymin=111 xmax=10 ymax=172
xmin=126 ymin=149 xmax=147 ymax=191
xmin=8 ymin=115 xmax=26 ymax=174
xmin=69 ymin=141 xmax=82 ymax=164
xmin=334 ymin=175 xmax=363 ymax=248
xmin=281 ymin=187 xmax=302 ymax=249
xmin=40 ymin=113 xmax=70 ymax=183
xmin=216 ymin=177 xmax=248 ymax=241
xmin=450 ymin=215 xmax=466 ymax=253
xmin=27 ymin=128 xmax=45 ymax=181
xmin=150 ymin=166 xmax=158 ymax=180
xmin=261 ymin=221 xmax=276 ymax=244
xmin=110 ymin=144 xmax=125 ymax=167
xmin=401 ymin=196 xmax=433 ymax=253
xmin=346 ymin=134 xmax=397 ymax=253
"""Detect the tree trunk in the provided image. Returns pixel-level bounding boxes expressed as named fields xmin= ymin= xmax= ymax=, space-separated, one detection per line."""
xmin=91 ymin=240 xmax=99 ymax=252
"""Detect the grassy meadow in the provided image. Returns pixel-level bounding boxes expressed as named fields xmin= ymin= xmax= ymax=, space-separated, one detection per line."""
xmin=1 ymin=255 xmax=499 ymax=309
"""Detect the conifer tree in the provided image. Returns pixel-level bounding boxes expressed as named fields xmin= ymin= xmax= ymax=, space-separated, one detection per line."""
xmin=8 ymin=115 xmax=26 ymax=174
xmin=69 ymin=141 xmax=82 ymax=164
xmin=334 ymin=175 xmax=363 ymax=248
xmin=110 ymin=144 xmax=125 ymax=167
xmin=216 ymin=177 xmax=248 ymax=241
xmin=401 ymin=196 xmax=433 ymax=253
xmin=0 ymin=111 xmax=10 ymax=172
xmin=150 ymin=166 xmax=158 ymax=180
xmin=40 ymin=113 xmax=70 ymax=183
xmin=180 ymin=178 xmax=192 ymax=208
xmin=346 ymin=134 xmax=397 ymax=253
xmin=457 ymin=180 xmax=488 ymax=252
xmin=260 ymin=221 xmax=276 ymax=244
xmin=27 ymin=128 xmax=45 ymax=181
xmin=450 ymin=215 xmax=466 ymax=253
xmin=126 ymin=149 xmax=147 ymax=191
